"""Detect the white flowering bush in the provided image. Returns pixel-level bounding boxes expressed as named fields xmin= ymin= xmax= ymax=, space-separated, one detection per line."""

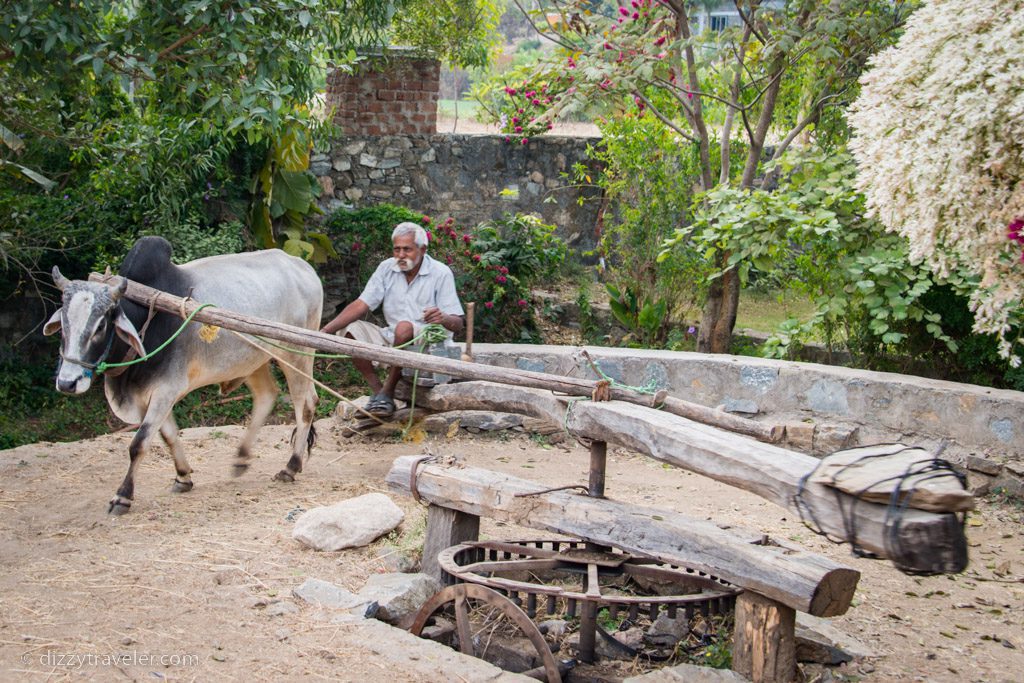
xmin=848 ymin=0 xmax=1024 ymax=364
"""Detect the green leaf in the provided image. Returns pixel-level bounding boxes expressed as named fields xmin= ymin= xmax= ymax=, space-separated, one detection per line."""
xmin=0 ymin=123 xmax=24 ymax=152
xmin=274 ymin=169 xmax=314 ymax=213
xmin=282 ymin=238 xmax=315 ymax=261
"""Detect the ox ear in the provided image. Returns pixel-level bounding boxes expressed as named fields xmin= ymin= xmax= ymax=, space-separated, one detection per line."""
xmin=43 ymin=308 xmax=63 ymax=336
xmin=113 ymin=309 xmax=146 ymax=357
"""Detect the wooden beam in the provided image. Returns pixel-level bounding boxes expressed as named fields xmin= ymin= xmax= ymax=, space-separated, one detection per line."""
xmin=409 ymin=382 xmax=969 ymax=575
xmin=386 ymin=456 xmax=860 ymax=617
xmin=87 ymin=273 xmax=782 ymax=443
xmin=733 ymin=592 xmax=797 ymax=683
xmin=565 ymin=400 xmax=968 ymax=575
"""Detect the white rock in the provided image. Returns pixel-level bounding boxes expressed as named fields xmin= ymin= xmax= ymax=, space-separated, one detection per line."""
xmin=357 ymin=572 xmax=442 ymax=625
xmin=292 ymin=493 xmax=404 ymax=551
xmin=292 ymin=578 xmax=362 ymax=609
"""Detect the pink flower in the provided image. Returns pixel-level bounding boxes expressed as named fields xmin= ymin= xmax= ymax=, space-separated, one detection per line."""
xmin=504 ymin=87 xmax=517 ymax=96
xmin=473 ymin=254 xmax=481 ymax=262
xmin=632 ymin=11 xmax=639 ymax=19
xmin=496 ymin=275 xmax=507 ymax=284
xmin=425 ymin=230 xmax=432 ymax=241
xmin=521 ymin=138 xmax=529 ymax=145
xmin=512 ymin=116 xmax=519 ymax=124
xmin=1008 ymin=217 xmax=1024 ymax=244
xmin=517 ymin=299 xmax=528 ymax=307
xmin=514 ymin=125 xmax=523 ymax=133
xmin=531 ymin=98 xmax=540 ymax=106
xmin=463 ymin=234 xmax=471 ymax=243
xmin=604 ymin=42 xmax=613 ymax=50
xmin=484 ymin=301 xmax=494 ymax=309
xmin=422 ymin=216 xmax=431 ymax=225
xmin=463 ymin=249 xmax=471 ymax=256
xmin=619 ymin=6 xmax=629 ymax=16
xmin=654 ymin=35 xmax=666 ymax=46
xmin=499 ymin=266 xmax=509 ymax=274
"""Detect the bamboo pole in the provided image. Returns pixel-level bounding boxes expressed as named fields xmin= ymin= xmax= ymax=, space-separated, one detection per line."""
xmin=89 ymin=273 xmax=783 ymax=442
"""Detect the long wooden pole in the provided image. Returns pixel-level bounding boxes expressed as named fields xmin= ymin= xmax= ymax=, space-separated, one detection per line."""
xmin=89 ymin=273 xmax=782 ymax=442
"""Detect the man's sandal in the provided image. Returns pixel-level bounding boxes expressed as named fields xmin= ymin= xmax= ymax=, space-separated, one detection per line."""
xmin=366 ymin=393 xmax=396 ymax=417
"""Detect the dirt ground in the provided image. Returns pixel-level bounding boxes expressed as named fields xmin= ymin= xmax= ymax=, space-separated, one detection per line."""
xmin=1 ymin=414 xmax=1022 ymax=682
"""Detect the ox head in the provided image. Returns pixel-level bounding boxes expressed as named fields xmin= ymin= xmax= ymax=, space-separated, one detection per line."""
xmin=44 ymin=267 xmax=146 ymax=394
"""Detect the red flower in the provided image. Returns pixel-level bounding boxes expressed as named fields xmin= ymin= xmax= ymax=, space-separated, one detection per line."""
xmin=654 ymin=35 xmax=666 ymax=46
xmin=473 ymin=254 xmax=481 ymax=262
xmin=425 ymin=230 xmax=432 ymax=241
xmin=484 ymin=301 xmax=494 ymax=309
xmin=463 ymin=234 xmax=471 ymax=243
xmin=422 ymin=216 xmax=431 ymax=225
xmin=517 ymin=299 xmax=527 ymax=307
xmin=496 ymin=275 xmax=507 ymax=284
xmin=499 ymin=266 xmax=509 ymax=274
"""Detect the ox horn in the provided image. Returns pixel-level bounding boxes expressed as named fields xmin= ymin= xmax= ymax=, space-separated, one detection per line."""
xmin=112 ymin=276 xmax=128 ymax=300
xmin=51 ymin=266 xmax=71 ymax=292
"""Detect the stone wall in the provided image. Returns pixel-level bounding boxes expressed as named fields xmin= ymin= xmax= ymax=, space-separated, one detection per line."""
xmin=311 ymin=134 xmax=604 ymax=252
xmin=325 ymin=55 xmax=439 ymax=136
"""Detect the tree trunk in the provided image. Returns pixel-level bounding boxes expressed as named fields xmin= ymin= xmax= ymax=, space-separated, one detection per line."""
xmin=697 ymin=266 xmax=741 ymax=353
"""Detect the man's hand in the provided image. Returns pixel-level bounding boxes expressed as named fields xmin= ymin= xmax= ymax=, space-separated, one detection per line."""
xmin=423 ymin=306 xmax=444 ymax=325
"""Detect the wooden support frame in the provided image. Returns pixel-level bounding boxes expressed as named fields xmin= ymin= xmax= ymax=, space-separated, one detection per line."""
xmin=388 ymin=456 xmax=860 ymax=617
xmin=733 ymin=592 xmax=797 ymax=682
xmin=421 ymin=505 xmax=480 ymax=585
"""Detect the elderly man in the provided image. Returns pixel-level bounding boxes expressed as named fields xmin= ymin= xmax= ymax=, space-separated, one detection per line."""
xmin=321 ymin=222 xmax=464 ymax=417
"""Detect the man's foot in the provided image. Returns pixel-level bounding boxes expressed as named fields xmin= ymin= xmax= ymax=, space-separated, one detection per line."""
xmin=366 ymin=392 xmax=396 ymax=417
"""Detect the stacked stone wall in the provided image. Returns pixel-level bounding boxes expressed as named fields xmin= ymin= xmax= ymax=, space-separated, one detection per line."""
xmin=311 ymin=134 xmax=604 ymax=253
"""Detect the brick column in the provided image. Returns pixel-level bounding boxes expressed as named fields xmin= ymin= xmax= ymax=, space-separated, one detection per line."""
xmin=325 ymin=53 xmax=440 ymax=135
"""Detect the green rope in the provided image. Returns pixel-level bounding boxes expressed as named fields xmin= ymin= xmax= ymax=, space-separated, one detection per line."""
xmin=96 ymin=303 xmax=217 ymax=374
xmin=588 ymin=361 xmax=661 ymax=396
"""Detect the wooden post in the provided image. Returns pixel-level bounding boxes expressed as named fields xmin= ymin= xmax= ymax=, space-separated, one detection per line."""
xmin=588 ymin=440 xmax=607 ymax=499
xmin=421 ymin=505 xmax=480 ymax=585
xmin=732 ymin=592 xmax=797 ymax=683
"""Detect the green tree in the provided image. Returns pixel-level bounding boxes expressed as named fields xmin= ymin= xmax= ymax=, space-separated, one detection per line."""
xmin=0 ymin=1 xmax=501 ymax=271
xmin=502 ymin=0 xmax=916 ymax=352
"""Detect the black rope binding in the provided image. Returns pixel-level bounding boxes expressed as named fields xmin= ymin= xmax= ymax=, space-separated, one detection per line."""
xmin=793 ymin=442 xmax=969 ymax=576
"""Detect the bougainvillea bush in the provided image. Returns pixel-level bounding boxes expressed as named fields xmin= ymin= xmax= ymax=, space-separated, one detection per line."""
xmin=321 ymin=205 xmax=565 ymax=342
xmin=849 ymin=0 xmax=1024 ymax=364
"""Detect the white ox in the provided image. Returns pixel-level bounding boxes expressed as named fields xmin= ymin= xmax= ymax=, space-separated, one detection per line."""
xmin=44 ymin=237 xmax=323 ymax=514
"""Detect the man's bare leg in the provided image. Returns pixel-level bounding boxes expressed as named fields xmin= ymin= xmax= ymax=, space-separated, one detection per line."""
xmin=381 ymin=321 xmax=414 ymax=398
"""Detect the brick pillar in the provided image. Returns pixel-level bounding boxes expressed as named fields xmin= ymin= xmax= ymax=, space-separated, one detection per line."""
xmin=325 ymin=52 xmax=440 ymax=136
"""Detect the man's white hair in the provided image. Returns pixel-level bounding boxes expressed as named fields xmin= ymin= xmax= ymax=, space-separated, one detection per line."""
xmin=392 ymin=222 xmax=428 ymax=248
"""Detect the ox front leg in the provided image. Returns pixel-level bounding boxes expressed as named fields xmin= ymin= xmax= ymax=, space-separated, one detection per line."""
xmin=110 ymin=397 xmax=176 ymax=515
xmin=160 ymin=416 xmax=193 ymax=493
xmin=275 ymin=366 xmax=318 ymax=483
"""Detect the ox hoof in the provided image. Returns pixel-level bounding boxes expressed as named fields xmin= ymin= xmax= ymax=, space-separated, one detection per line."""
xmin=108 ymin=498 xmax=132 ymax=515
xmin=273 ymin=470 xmax=295 ymax=483
xmin=171 ymin=479 xmax=194 ymax=493
xmin=232 ymin=462 xmax=250 ymax=478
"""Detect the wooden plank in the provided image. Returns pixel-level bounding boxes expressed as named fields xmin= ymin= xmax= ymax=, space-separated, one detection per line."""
xmin=386 ymin=456 xmax=861 ymax=617
xmin=422 ymin=504 xmax=480 ymax=585
xmin=409 ymin=382 xmax=969 ymax=574
xmin=87 ymin=273 xmax=782 ymax=442
xmin=732 ymin=592 xmax=797 ymax=683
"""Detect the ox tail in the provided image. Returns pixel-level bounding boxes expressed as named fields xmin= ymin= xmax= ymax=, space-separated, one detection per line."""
xmin=291 ymin=424 xmax=317 ymax=458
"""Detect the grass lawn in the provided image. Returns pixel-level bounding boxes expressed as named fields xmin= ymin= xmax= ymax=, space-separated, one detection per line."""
xmin=437 ymin=99 xmax=483 ymax=119
xmin=735 ymin=288 xmax=817 ymax=333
